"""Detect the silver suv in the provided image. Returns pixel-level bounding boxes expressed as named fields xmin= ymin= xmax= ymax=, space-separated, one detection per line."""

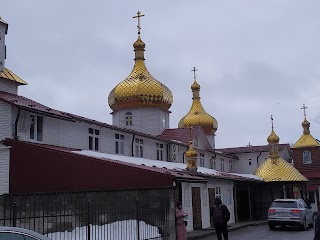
xmin=268 ymin=198 xmax=314 ymax=230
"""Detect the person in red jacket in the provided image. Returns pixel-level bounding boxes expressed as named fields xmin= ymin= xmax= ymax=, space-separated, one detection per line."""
xmin=210 ymin=197 xmax=230 ymax=240
xmin=176 ymin=201 xmax=188 ymax=240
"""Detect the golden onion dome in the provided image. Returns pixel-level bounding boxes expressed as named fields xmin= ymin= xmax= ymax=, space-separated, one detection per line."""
xmin=108 ymin=35 xmax=173 ymax=112
xmin=178 ymin=80 xmax=218 ymax=134
xmin=267 ymin=129 xmax=279 ymax=144
xmin=185 ymin=142 xmax=198 ymax=158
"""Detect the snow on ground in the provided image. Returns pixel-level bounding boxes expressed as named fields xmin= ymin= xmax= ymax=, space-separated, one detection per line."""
xmin=46 ymin=220 xmax=161 ymax=240
xmin=74 ymin=150 xmax=262 ymax=181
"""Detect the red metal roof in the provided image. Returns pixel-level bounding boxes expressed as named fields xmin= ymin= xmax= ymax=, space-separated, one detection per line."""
xmin=160 ymin=127 xmax=200 ymax=145
xmin=0 ymin=91 xmax=73 ymax=120
xmin=216 ymin=144 xmax=290 ymax=154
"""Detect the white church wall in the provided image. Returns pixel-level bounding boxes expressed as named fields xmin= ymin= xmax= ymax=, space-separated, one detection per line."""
xmin=0 ymin=146 xmax=10 ymax=194
xmin=207 ymin=179 xmax=235 ymax=224
xmin=0 ymin=79 xmax=18 ymax=95
xmin=233 ymin=152 xmax=269 ymax=174
xmin=0 ymin=101 xmax=12 ymax=140
xmin=181 ymin=182 xmax=210 ymax=231
xmin=113 ymin=108 xmax=169 ymax=136
xmin=58 ymin=120 xmax=89 ymax=149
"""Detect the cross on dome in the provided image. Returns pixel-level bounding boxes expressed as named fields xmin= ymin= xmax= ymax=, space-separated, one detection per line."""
xmin=191 ymin=67 xmax=198 ymax=81
xmin=301 ymin=104 xmax=308 ymax=117
xmin=271 ymin=114 xmax=274 ymax=130
xmin=133 ymin=11 xmax=145 ymax=35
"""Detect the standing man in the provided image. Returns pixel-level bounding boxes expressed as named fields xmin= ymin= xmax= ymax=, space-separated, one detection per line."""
xmin=210 ymin=197 xmax=230 ymax=240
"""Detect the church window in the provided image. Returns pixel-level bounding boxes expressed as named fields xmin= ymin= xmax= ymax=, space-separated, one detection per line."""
xmin=215 ymin=187 xmax=221 ymax=199
xmin=193 ymin=138 xmax=198 ymax=147
xmin=229 ymin=160 xmax=233 ymax=172
xmin=211 ymin=159 xmax=216 ymax=169
xmin=115 ymin=134 xmax=124 ymax=154
xmin=249 ymin=158 xmax=252 ymax=166
xmin=135 ymin=138 xmax=143 ymax=157
xmin=29 ymin=115 xmax=43 ymax=142
xmin=221 ymin=158 xmax=225 ymax=171
xmin=88 ymin=128 xmax=99 ymax=151
xmin=156 ymin=143 xmax=164 ymax=160
xmin=199 ymin=153 xmax=205 ymax=167
xmin=125 ymin=112 xmax=132 ymax=126
xmin=303 ymin=151 xmax=312 ymax=164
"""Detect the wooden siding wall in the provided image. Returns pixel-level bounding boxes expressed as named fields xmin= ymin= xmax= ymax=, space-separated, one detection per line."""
xmin=0 ymin=147 xmax=10 ymax=194
xmin=113 ymin=108 xmax=170 ymax=136
xmin=0 ymin=80 xmax=18 ymax=95
xmin=292 ymin=147 xmax=320 ymax=172
xmin=0 ymin=101 xmax=11 ymax=140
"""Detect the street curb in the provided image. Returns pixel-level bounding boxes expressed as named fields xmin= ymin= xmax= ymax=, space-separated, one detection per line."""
xmin=188 ymin=221 xmax=268 ymax=240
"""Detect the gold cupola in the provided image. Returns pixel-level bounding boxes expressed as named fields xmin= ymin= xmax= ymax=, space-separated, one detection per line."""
xmin=108 ymin=12 xmax=173 ymax=112
xmin=293 ymin=104 xmax=320 ymax=148
xmin=178 ymin=69 xmax=218 ymax=134
xmin=254 ymin=116 xmax=308 ymax=182
xmin=185 ymin=127 xmax=198 ymax=172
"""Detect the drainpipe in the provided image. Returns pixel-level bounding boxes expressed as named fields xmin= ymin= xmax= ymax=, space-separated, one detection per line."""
xmin=256 ymin=151 xmax=262 ymax=168
xmin=14 ymin=107 xmax=21 ymax=140
xmin=131 ymin=134 xmax=135 ymax=156
xmin=210 ymin=153 xmax=216 ymax=169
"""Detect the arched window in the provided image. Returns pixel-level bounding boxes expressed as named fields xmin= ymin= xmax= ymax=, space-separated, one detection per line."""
xmin=125 ymin=112 xmax=132 ymax=126
xmin=303 ymin=151 xmax=312 ymax=164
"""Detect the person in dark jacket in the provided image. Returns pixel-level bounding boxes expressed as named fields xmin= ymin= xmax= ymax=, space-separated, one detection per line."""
xmin=210 ymin=197 xmax=230 ymax=240
xmin=314 ymin=213 xmax=320 ymax=240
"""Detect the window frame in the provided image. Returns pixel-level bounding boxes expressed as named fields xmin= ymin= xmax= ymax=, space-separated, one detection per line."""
xmin=29 ymin=114 xmax=43 ymax=142
xmin=115 ymin=133 xmax=125 ymax=155
xmin=156 ymin=143 xmax=164 ymax=160
xmin=303 ymin=150 xmax=312 ymax=164
xmin=199 ymin=153 xmax=205 ymax=167
xmin=135 ymin=138 xmax=144 ymax=157
xmin=125 ymin=112 xmax=133 ymax=126
xmin=88 ymin=127 xmax=100 ymax=151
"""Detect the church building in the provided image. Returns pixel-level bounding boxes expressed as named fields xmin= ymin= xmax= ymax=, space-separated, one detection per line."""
xmin=0 ymin=12 xmax=311 ymax=235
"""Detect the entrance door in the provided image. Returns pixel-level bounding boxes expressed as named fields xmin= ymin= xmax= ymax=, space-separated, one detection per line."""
xmin=208 ymin=188 xmax=215 ymax=227
xmin=192 ymin=187 xmax=202 ymax=229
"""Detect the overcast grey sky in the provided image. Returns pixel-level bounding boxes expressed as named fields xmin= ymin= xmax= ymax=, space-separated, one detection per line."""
xmin=2 ymin=0 xmax=320 ymax=148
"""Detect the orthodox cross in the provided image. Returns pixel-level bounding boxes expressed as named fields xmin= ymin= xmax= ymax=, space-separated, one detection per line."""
xmin=191 ymin=67 xmax=198 ymax=81
xmin=271 ymin=115 xmax=274 ymax=130
xmin=133 ymin=11 xmax=145 ymax=35
xmin=301 ymin=104 xmax=308 ymax=117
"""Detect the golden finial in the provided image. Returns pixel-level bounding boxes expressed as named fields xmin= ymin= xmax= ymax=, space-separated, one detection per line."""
xmin=133 ymin=11 xmax=145 ymax=35
xmin=191 ymin=67 xmax=198 ymax=81
xmin=301 ymin=104 xmax=308 ymax=117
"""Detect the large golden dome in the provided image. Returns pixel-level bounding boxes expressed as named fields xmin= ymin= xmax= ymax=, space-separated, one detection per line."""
xmin=178 ymin=80 xmax=218 ymax=134
xmin=108 ymin=36 xmax=173 ymax=112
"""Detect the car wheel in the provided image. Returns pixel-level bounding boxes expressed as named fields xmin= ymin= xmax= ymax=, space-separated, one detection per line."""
xmin=269 ymin=224 xmax=275 ymax=230
xmin=300 ymin=218 xmax=307 ymax=231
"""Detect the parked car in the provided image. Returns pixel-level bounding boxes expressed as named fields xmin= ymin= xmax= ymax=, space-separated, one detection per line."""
xmin=268 ymin=198 xmax=314 ymax=230
xmin=0 ymin=226 xmax=51 ymax=240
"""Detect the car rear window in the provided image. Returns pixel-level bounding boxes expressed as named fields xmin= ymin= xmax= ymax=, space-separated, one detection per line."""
xmin=271 ymin=201 xmax=297 ymax=208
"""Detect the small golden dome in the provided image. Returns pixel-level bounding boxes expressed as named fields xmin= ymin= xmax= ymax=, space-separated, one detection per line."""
xmin=133 ymin=35 xmax=145 ymax=49
xmin=191 ymin=80 xmax=200 ymax=90
xmin=185 ymin=142 xmax=197 ymax=158
xmin=267 ymin=129 xmax=279 ymax=144
xmin=108 ymin=36 xmax=173 ymax=111
xmin=302 ymin=117 xmax=310 ymax=128
xmin=178 ymin=80 xmax=218 ymax=134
